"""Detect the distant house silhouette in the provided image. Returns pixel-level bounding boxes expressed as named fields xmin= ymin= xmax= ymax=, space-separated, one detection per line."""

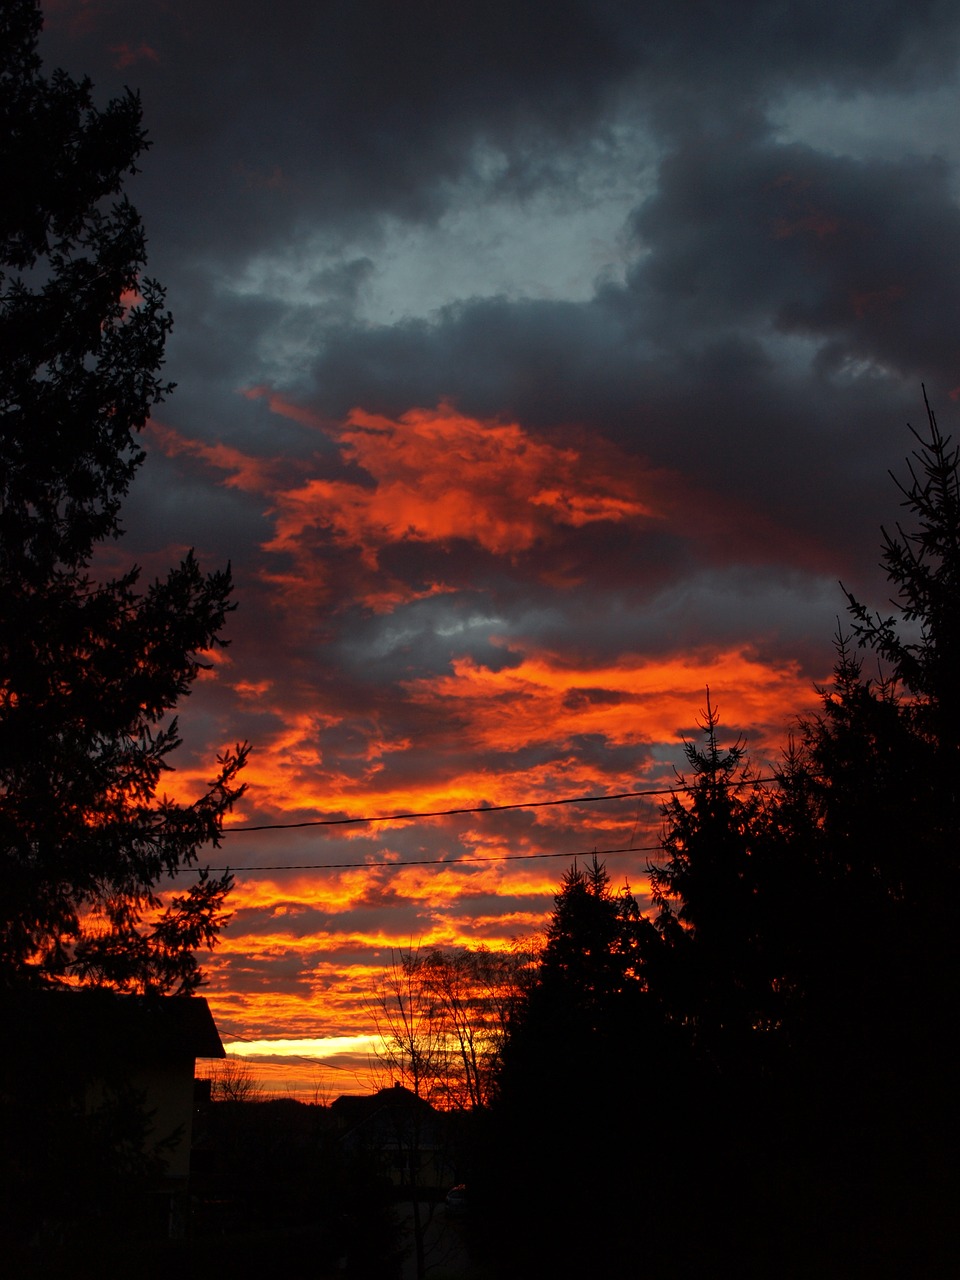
xmin=332 ymin=1083 xmax=454 ymax=1191
xmin=3 ymin=988 xmax=224 ymax=1238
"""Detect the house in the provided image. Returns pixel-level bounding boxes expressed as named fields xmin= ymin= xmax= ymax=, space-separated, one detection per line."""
xmin=2 ymin=987 xmax=225 ymax=1239
xmin=331 ymin=1083 xmax=455 ymax=1191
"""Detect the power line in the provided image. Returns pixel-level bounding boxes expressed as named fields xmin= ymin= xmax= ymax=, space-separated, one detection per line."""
xmin=171 ymin=773 xmax=779 ymax=876
xmin=225 ymin=775 xmax=779 ymax=833
xmin=183 ymin=842 xmax=663 ymax=877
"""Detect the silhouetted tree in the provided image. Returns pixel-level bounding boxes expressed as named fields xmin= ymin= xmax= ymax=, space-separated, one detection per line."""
xmin=646 ymin=693 xmax=779 ymax=1067
xmin=483 ymin=859 xmax=674 ymax=1277
xmin=209 ymin=1057 xmax=266 ymax=1104
xmin=845 ymin=389 xmax=960 ymax=774
xmin=482 ymin=401 xmax=960 ymax=1276
xmin=369 ymin=948 xmax=446 ymax=1280
xmin=793 ymin=399 xmax=960 ymax=1046
xmin=0 ymin=0 xmax=247 ymax=993
xmin=540 ymin=857 xmax=642 ymax=1007
xmin=415 ymin=945 xmax=526 ymax=1110
xmin=500 ymin=855 xmax=656 ymax=1103
xmin=754 ymin=399 xmax=960 ymax=1276
xmin=370 ymin=946 xmax=452 ymax=1114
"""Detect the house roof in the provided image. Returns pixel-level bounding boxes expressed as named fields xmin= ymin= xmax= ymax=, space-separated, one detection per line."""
xmin=332 ymin=1083 xmax=434 ymax=1118
xmin=4 ymin=988 xmax=225 ymax=1062
xmin=331 ymin=1083 xmax=442 ymax=1145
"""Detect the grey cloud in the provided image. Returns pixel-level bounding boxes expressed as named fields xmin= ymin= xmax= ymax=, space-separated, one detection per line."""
xmin=630 ymin=139 xmax=960 ymax=379
xmin=44 ymin=1 xmax=960 ymax=584
xmin=40 ymin=0 xmax=960 ymax=271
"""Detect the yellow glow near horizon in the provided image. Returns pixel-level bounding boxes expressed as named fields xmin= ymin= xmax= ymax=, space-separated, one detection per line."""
xmin=223 ymin=1035 xmax=381 ymax=1059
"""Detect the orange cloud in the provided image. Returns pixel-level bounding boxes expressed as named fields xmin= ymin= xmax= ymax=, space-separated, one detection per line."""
xmin=147 ymin=420 xmax=286 ymax=495
xmin=157 ymin=642 xmax=811 ymax=834
xmin=215 ymin=857 xmax=562 ymax=922
xmin=264 ymin=404 xmax=659 ymax=572
xmin=402 ymin=645 xmax=814 ymax=759
xmin=149 ymin=401 xmax=668 ymax=613
xmin=142 ymin=398 xmax=833 ymax=1086
xmin=150 ymin=400 xmax=830 ymax=624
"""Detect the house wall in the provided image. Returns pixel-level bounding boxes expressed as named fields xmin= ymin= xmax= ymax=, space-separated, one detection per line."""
xmin=128 ymin=1060 xmax=196 ymax=1180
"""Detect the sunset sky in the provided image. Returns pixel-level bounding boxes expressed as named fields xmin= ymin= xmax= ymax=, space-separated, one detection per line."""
xmin=41 ymin=0 xmax=960 ymax=1096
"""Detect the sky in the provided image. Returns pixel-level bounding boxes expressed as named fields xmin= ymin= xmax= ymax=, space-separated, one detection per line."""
xmin=39 ymin=0 xmax=960 ymax=1097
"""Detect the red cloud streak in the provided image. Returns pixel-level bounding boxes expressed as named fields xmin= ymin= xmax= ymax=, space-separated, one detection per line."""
xmin=142 ymin=398 xmax=829 ymax=1095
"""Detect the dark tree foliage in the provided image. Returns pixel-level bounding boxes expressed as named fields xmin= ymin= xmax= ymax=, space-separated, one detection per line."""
xmin=796 ymin=637 xmax=931 ymax=910
xmin=646 ymin=693 xmax=780 ymax=1064
xmin=0 ymin=1 xmax=247 ymax=994
xmin=755 ymin=401 xmax=960 ymax=1276
xmin=844 ymin=389 xmax=960 ymax=775
xmin=538 ymin=855 xmax=646 ymax=1021
xmin=785 ymin=404 xmax=960 ymax=1208
xmin=481 ymin=400 xmax=960 ymax=1277
xmin=795 ymin=398 xmax=960 ymax=1027
xmin=480 ymin=859 xmax=683 ymax=1278
xmin=507 ymin=855 xmax=662 ymax=1085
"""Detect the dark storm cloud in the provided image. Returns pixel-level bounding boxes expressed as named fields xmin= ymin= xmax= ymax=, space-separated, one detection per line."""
xmin=125 ymin=446 xmax=270 ymax=560
xmin=629 ymin=139 xmax=960 ymax=379
xmin=290 ymin=112 xmax=960 ymax=569
xmin=43 ymin=1 xmax=960 ymax=564
xmin=42 ymin=0 xmax=960 ymax=262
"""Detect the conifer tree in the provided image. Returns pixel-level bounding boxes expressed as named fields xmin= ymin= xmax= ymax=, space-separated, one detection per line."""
xmin=774 ymin=399 xmax=960 ymax=1274
xmin=792 ymin=395 xmax=960 ymax=1074
xmin=485 ymin=859 xmax=662 ymax=1277
xmin=647 ymin=693 xmax=776 ymax=1060
xmin=843 ymin=389 xmax=960 ymax=828
xmin=0 ymin=0 xmax=247 ymax=993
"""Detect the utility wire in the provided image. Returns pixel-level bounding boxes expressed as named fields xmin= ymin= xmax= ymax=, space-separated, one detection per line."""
xmin=191 ymin=841 xmax=663 ymax=876
xmin=176 ymin=774 xmax=779 ymax=876
xmin=225 ymin=775 xmax=780 ymax=833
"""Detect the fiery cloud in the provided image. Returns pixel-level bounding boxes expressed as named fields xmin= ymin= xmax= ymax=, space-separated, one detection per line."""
xmin=264 ymin=404 xmax=658 ymax=564
xmin=141 ymin=396 xmax=830 ymax=1094
xmin=149 ymin=399 xmax=672 ymax=616
xmin=403 ymin=647 xmax=812 ymax=757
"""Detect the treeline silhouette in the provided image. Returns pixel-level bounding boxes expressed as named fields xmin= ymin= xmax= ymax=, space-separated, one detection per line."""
xmin=470 ymin=396 xmax=960 ymax=1278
